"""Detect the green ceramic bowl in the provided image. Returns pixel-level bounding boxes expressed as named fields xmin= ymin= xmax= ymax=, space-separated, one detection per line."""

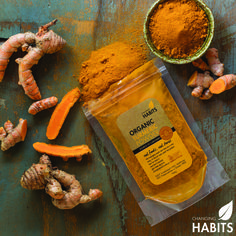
xmin=144 ymin=0 xmax=214 ymax=64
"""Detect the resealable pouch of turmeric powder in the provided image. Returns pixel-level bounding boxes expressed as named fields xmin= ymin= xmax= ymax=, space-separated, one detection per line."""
xmin=83 ymin=58 xmax=229 ymax=226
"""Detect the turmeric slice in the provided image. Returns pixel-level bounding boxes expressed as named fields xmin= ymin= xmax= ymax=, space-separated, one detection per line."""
xmin=209 ymin=74 xmax=236 ymax=94
xmin=46 ymin=87 xmax=80 ymax=140
xmin=33 ymin=142 xmax=92 ymax=161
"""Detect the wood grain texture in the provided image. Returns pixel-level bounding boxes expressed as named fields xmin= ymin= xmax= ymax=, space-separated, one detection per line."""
xmin=0 ymin=0 xmax=235 ymax=235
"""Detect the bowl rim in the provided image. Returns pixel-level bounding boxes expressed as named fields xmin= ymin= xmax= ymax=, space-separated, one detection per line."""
xmin=143 ymin=0 xmax=215 ymax=64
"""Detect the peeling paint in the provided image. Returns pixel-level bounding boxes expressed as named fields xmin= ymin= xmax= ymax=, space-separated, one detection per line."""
xmin=57 ymin=17 xmax=96 ymax=35
xmin=0 ymin=99 xmax=6 ymax=108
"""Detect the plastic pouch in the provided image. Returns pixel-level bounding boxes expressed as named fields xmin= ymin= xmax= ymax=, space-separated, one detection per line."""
xmin=83 ymin=58 xmax=229 ymax=226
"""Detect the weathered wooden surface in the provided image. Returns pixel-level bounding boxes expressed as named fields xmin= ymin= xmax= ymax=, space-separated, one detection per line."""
xmin=0 ymin=0 xmax=235 ymax=235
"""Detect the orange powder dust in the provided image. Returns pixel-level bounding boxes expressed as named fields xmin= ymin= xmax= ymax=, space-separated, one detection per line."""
xmin=148 ymin=0 xmax=208 ymax=58
xmin=78 ymin=42 xmax=146 ymax=102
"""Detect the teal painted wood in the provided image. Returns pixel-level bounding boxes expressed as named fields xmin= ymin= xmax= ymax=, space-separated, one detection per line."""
xmin=0 ymin=0 xmax=235 ymax=235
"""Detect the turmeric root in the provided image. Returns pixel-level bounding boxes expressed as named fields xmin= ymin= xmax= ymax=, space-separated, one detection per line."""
xmin=33 ymin=142 xmax=92 ymax=161
xmin=0 ymin=118 xmax=27 ymax=151
xmin=0 ymin=19 xmax=66 ymax=100
xmin=0 ymin=32 xmax=35 ymax=82
xmin=46 ymin=87 xmax=80 ymax=140
xmin=199 ymin=89 xmax=213 ymax=100
xmin=187 ymin=71 xmax=214 ymax=99
xmin=16 ymin=48 xmax=44 ymax=100
xmin=50 ymin=169 xmax=103 ymax=209
xmin=45 ymin=177 xmax=65 ymax=199
xmin=21 ymin=155 xmax=103 ymax=209
xmin=209 ymin=74 xmax=236 ymax=94
xmin=21 ymin=154 xmax=51 ymax=190
xmin=205 ymin=48 xmax=224 ymax=76
xmin=28 ymin=96 xmax=58 ymax=115
xmin=192 ymin=58 xmax=209 ymax=71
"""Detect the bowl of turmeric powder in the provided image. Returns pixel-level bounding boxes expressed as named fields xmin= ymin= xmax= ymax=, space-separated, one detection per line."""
xmin=144 ymin=0 xmax=214 ymax=64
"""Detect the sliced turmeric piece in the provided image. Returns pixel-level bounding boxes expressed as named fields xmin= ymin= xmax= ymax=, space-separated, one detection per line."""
xmin=33 ymin=142 xmax=92 ymax=161
xmin=209 ymin=74 xmax=236 ymax=94
xmin=46 ymin=87 xmax=80 ymax=140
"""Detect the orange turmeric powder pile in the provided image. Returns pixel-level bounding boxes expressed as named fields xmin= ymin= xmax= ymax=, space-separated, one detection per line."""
xmin=148 ymin=0 xmax=208 ymax=58
xmin=78 ymin=42 xmax=146 ymax=102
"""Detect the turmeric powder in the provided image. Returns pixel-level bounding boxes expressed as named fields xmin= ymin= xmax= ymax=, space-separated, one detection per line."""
xmin=87 ymin=61 xmax=207 ymax=204
xmin=148 ymin=0 xmax=208 ymax=58
xmin=78 ymin=42 xmax=146 ymax=102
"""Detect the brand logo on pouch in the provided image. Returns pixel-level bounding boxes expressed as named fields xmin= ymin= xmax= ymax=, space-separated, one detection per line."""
xmin=192 ymin=201 xmax=234 ymax=233
xmin=142 ymin=101 xmax=157 ymax=118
